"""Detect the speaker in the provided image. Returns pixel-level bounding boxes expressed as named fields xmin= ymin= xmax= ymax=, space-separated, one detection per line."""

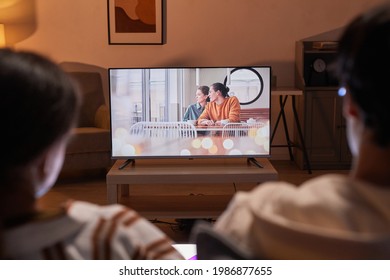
xmin=296 ymin=41 xmax=339 ymax=88
xmin=303 ymin=51 xmax=338 ymax=87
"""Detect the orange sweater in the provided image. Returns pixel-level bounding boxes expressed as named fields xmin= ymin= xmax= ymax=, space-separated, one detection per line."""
xmin=198 ymin=96 xmax=241 ymax=122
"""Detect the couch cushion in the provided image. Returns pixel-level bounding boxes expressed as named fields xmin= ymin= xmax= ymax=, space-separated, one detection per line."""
xmin=68 ymin=72 xmax=106 ymax=127
xmin=66 ymin=127 xmax=110 ymax=154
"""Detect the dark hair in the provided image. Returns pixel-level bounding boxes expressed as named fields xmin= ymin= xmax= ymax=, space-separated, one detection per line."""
xmin=334 ymin=3 xmax=390 ymax=146
xmin=211 ymin=82 xmax=230 ymax=98
xmin=198 ymin=85 xmax=209 ymax=96
xmin=0 ymin=49 xmax=80 ymax=171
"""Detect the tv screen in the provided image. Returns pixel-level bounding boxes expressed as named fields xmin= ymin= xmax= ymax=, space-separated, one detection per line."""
xmin=109 ymin=66 xmax=271 ymax=159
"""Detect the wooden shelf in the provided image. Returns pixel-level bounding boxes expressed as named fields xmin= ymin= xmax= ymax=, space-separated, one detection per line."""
xmin=272 ymin=87 xmax=303 ymax=96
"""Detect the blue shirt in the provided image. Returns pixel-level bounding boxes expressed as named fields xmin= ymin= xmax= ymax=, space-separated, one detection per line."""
xmin=183 ymin=103 xmax=205 ymax=121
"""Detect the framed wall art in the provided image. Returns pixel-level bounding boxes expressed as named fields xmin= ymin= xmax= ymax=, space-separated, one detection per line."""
xmin=107 ymin=0 xmax=163 ymax=45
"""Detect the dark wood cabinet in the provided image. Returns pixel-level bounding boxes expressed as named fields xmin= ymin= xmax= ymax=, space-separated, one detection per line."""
xmin=295 ymin=88 xmax=351 ymax=169
xmin=295 ymin=40 xmax=351 ymax=170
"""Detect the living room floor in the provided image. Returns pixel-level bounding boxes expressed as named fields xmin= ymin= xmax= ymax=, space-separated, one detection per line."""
xmin=38 ymin=160 xmax=349 ymax=243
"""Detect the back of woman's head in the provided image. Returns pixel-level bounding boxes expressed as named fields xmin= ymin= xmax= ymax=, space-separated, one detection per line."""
xmin=198 ymin=85 xmax=209 ymax=96
xmin=211 ymin=82 xmax=230 ymax=98
xmin=335 ymin=3 xmax=390 ymax=146
xmin=0 ymin=49 xmax=80 ymax=171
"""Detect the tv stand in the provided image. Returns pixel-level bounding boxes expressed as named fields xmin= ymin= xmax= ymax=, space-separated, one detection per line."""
xmin=106 ymin=158 xmax=278 ymax=218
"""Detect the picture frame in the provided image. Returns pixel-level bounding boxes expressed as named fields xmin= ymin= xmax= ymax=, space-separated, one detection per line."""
xmin=107 ymin=0 xmax=163 ymax=45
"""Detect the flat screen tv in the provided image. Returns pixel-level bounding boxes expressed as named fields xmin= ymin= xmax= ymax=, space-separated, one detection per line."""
xmin=109 ymin=66 xmax=271 ymax=161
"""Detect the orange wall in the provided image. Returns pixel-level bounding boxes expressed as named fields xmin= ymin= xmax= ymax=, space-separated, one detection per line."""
xmin=7 ymin=0 xmax=384 ymax=86
xmin=3 ymin=0 xmax=386 ymax=159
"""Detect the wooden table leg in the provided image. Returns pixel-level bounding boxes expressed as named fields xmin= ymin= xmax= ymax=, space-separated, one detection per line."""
xmin=107 ymin=183 xmax=118 ymax=204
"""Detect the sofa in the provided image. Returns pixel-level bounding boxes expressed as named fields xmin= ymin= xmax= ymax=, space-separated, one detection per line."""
xmin=59 ymin=62 xmax=113 ymax=176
